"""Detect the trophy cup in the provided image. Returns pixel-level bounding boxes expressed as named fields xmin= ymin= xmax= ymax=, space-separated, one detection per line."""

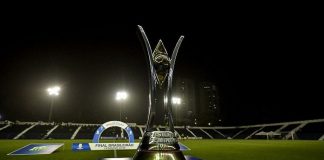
xmin=133 ymin=25 xmax=185 ymax=160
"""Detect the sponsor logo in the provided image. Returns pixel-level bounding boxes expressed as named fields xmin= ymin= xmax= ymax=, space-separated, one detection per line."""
xmin=76 ymin=144 xmax=83 ymax=150
xmin=29 ymin=146 xmax=47 ymax=152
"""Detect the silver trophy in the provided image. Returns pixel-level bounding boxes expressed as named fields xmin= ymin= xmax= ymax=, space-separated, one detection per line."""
xmin=133 ymin=25 xmax=185 ymax=160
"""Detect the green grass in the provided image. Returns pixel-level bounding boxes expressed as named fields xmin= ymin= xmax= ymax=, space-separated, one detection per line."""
xmin=1 ymin=139 xmax=324 ymax=160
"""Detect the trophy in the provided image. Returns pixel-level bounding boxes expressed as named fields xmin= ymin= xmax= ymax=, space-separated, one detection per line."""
xmin=133 ymin=25 xmax=185 ymax=160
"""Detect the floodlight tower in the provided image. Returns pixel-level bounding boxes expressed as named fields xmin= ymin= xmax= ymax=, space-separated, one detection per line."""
xmin=47 ymin=86 xmax=61 ymax=122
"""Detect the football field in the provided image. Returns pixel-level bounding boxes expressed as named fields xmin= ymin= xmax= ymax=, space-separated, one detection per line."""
xmin=1 ymin=139 xmax=324 ymax=160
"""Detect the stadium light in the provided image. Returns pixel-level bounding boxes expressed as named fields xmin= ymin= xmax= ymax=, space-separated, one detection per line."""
xmin=116 ymin=91 xmax=128 ymax=101
xmin=47 ymin=86 xmax=61 ymax=96
xmin=115 ymin=91 xmax=128 ymax=121
xmin=47 ymin=86 xmax=61 ymax=122
xmin=172 ymin=97 xmax=181 ymax=105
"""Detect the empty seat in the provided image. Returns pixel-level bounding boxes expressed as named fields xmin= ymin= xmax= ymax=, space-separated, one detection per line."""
xmin=0 ymin=124 xmax=29 ymax=139
xmin=21 ymin=125 xmax=54 ymax=139
xmin=175 ymin=128 xmax=194 ymax=137
xmin=48 ymin=125 xmax=78 ymax=139
xmin=75 ymin=126 xmax=98 ymax=139
xmin=297 ymin=122 xmax=324 ymax=140
xmin=204 ymin=129 xmax=226 ymax=139
xmin=234 ymin=127 xmax=260 ymax=139
xmin=217 ymin=128 xmax=243 ymax=138
xmin=190 ymin=129 xmax=211 ymax=139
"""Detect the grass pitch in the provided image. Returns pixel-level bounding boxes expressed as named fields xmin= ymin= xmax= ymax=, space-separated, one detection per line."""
xmin=1 ymin=139 xmax=324 ymax=160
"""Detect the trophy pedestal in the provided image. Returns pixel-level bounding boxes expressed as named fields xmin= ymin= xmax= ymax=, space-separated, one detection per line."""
xmin=133 ymin=150 xmax=186 ymax=160
xmin=132 ymin=131 xmax=186 ymax=160
xmin=99 ymin=155 xmax=199 ymax=160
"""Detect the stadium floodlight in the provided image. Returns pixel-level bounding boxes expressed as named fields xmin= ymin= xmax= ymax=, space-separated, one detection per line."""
xmin=47 ymin=86 xmax=61 ymax=122
xmin=116 ymin=91 xmax=128 ymax=101
xmin=208 ymin=122 xmax=211 ymax=126
xmin=116 ymin=91 xmax=128 ymax=121
xmin=47 ymin=86 xmax=61 ymax=96
xmin=172 ymin=97 xmax=181 ymax=105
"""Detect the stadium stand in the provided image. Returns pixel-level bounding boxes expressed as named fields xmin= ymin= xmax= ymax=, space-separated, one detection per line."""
xmin=204 ymin=129 xmax=226 ymax=139
xmin=261 ymin=125 xmax=281 ymax=132
xmin=233 ymin=127 xmax=260 ymax=139
xmin=281 ymin=123 xmax=306 ymax=140
xmin=0 ymin=119 xmax=323 ymax=140
xmin=175 ymin=127 xmax=195 ymax=138
xmin=48 ymin=124 xmax=78 ymax=139
xmin=130 ymin=126 xmax=142 ymax=139
xmin=280 ymin=124 xmax=299 ymax=132
xmin=75 ymin=125 xmax=98 ymax=139
xmin=21 ymin=124 xmax=54 ymax=139
xmin=190 ymin=128 xmax=210 ymax=139
xmin=0 ymin=124 xmax=29 ymax=139
xmin=296 ymin=122 xmax=324 ymax=140
xmin=0 ymin=123 xmax=11 ymax=132
xmin=101 ymin=127 xmax=123 ymax=138
xmin=215 ymin=128 xmax=242 ymax=138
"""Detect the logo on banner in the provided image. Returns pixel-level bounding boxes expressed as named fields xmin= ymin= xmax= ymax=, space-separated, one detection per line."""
xmin=72 ymin=121 xmax=138 ymax=151
xmin=29 ymin=146 xmax=47 ymax=152
xmin=77 ymin=144 xmax=83 ymax=150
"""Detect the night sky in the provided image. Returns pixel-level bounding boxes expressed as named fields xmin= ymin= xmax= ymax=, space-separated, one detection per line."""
xmin=0 ymin=6 xmax=322 ymax=126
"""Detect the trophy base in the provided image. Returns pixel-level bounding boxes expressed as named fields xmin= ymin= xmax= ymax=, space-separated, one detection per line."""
xmin=132 ymin=131 xmax=186 ymax=160
xmin=99 ymin=155 xmax=200 ymax=160
xmin=133 ymin=150 xmax=186 ymax=160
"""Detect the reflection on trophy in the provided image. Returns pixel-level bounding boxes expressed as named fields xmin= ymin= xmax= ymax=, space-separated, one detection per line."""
xmin=133 ymin=25 xmax=185 ymax=160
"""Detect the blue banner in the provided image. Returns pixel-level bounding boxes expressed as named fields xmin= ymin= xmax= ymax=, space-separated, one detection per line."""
xmin=179 ymin=143 xmax=191 ymax=151
xmin=72 ymin=143 xmax=91 ymax=151
xmin=8 ymin=143 xmax=64 ymax=155
xmin=72 ymin=143 xmax=139 ymax=151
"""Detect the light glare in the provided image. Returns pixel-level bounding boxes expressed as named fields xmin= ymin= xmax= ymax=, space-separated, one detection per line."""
xmin=172 ymin=97 xmax=181 ymax=105
xmin=47 ymin=86 xmax=61 ymax=96
xmin=116 ymin=91 xmax=128 ymax=101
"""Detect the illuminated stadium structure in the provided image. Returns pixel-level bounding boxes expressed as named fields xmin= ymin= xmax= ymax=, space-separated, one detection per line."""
xmin=1 ymin=119 xmax=324 ymax=141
